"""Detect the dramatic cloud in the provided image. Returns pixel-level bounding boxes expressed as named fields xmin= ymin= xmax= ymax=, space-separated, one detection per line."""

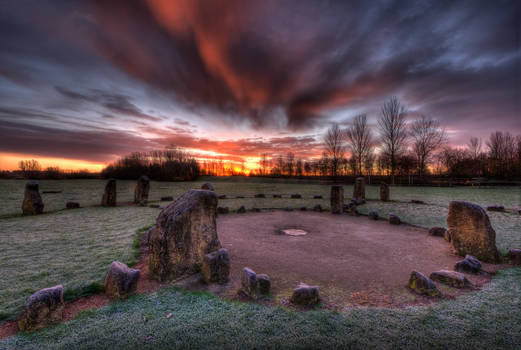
xmin=0 ymin=0 xmax=519 ymax=167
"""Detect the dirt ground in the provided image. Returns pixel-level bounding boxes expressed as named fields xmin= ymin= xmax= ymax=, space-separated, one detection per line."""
xmin=178 ymin=211 xmax=502 ymax=308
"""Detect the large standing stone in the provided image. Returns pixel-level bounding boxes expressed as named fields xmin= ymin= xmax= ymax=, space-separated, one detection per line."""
xmin=330 ymin=185 xmax=344 ymax=214
xmin=408 ymin=271 xmax=440 ymax=297
xmin=447 ymin=201 xmax=500 ymax=262
xmin=148 ymin=189 xmax=221 ymax=281
xmin=22 ymin=181 xmax=44 ymax=215
xmin=429 ymin=270 xmax=472 ymax=288
xmin=201 ymin=182 xmax=215 ymax=191
xmin=353 ymin=177 xmax=366 ymax=200
xmin=104 ymin=261 xmax=140 ymax=299
xmin=380 ymin=182 xmax=389 ymax=201
xmin=19 ymin=285 xmax=64 ymax=331
xmin=134 ymin=175 xmax=150 ymax=204
xmin=201 ymin=248 xmax=230 ymax=284
xmin=290 ymin=283 xmax=319 ymax=305
xmin=101 ymin=178 xmax=117 ymax=206
xmin=241 ymin=267 xmax=257 ymax=297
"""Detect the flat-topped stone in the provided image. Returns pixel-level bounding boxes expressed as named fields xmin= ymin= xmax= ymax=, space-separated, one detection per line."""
xmin=19 ymin=285 xmax=64 ymax=331
xmin=22 ymin=181 xmax=44 ymax=215
xmin=429 ymin=270 xmax=472 ymax=288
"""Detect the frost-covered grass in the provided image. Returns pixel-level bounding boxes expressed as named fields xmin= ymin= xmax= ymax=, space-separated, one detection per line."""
xmin=2 ymin=268 xmax=521 ymax=349
xmin=1 ymin=178 xmax=520 ymax=348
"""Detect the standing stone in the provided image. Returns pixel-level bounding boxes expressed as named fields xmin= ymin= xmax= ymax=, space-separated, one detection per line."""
xmin=148 ymin=189 xmax=221 ymax=281
xmin=509 ymin=249 xmax=521 ymax=266
xmin=408 ymin=271 xmax=440 ymax=296
xmin=429 ymin=270 xmax=472 ymax=288
xmin=455 ymin=255 xmax=482 ymax=273
xmin=380 ymin=182 xmax=389 ymax=201
xmin=257 ymin=274 xmax=271 ymax=295
xmin=104 ymin=261 xmax=140 ymax=299
xmin=101 ymin=178 xmax=116 ymax=207
xmin=201 ymin=248 xmax=230 ymax=284
xmin=447 ymin=201 xmax=499 ymax=262
xmin=134 ymin=175 xmax=150 ymax=204
xmin=201 ymin=182 xmax=215 ymax=191
xmin=389 ymin=214 xmax=401 ymax=225
xmin=290 ymin=283 xmax=319 ymax=305
xmin=353 ymin=177 xmax=366 ymax=200
xmin=241 ymin=267 xmax=257 ymax=297
xmin=19 ymin=285 xmax=64 ymax=331
xmin=429 ymin=227 xmax=447 ymax=237
xmin=330 ymin=185 xmax=344 ymax=214
xmin=22 ymin=181 xmax=44 ymax=215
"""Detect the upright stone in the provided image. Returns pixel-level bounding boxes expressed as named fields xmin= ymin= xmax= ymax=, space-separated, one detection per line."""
xmin=104 ymin=261 xmax=140 ymax=299
xmin=101 ymin=178 xmax=117 ymax=207
xmin=22 ymin=181 xmax=44 ymax=215
xmin=134 ymin=175 xmax=150 ymax=204
xmin=330 ymin=185 xmax=344 ymax=214
xmin=353 ymin=177 xmax=366 ymax=200
xmin=201 ymin=182 xmax=215 ymax=191
xmin=447 ymin=201 xmax=499 ymax=262
xmin=148 ymin=189 xmax=220 ymax=281
xmin=19 ymin=285 xmax=64 ymax=331
xmin=408 ymin=271 xmax=440 ymax=296
xmin=201 ymin=248 xmax=230 ymax=284
xmin=380 ymin=182 xmax=389 ymax=201
xmin=241 ymin=267 xmax=257 ymax=297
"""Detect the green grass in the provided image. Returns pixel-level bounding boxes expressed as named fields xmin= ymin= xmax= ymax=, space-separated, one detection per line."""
xmin=1 ymin=268 xmax=520 ymax=349
xmin=0 ymin=177 xmax=520 ymax=348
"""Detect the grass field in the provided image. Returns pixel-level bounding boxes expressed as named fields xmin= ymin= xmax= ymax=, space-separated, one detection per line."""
xmin=0 ymin=177 xmax=520 ymax=349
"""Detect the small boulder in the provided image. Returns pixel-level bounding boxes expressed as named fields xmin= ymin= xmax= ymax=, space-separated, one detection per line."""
xmin=291 ymin=194 xmax=302 ymax=199
xmin=161 ymin=196 xmax=174 ymax=201
xmin=251 ymin=207 xmax=261 ymax=212
xmin=429 ymin=227 xmax=447 ymax=237
xmin=347 ymin=203 xmax=359 ymax=216
xmin=313 ymin=204 xmax=322 ymax=212
xmin=313 ymin=195 xmax=323 ymax=199
xmin=201 ymin=248 xmax=230 ymax=284
xmin=408 ymin=271 xmax=440 ymax=297
xmin=285 ymin=206 xmax=294 ymax=212
xmin=19 ymin=285 xmax=64 ymax=331
xmin=218 ymin=194 xmax=226 ymax=199
xmin=66 ymin=201 xmax=80 ymax=209
xmin=217 ymin=206 xmax=229 ymax=214
xmin=353 ymin=177 xmax=366 ymax=200
xmin=429 ymin=270 xmax=472 ymax=288
xmin=256 ymin=274 xmax=271 ymax=295
xmin=411 ymin=200 xmax=424 ymax=204
xmin=380 ymin=182 xmax=389 ymax=201
xmin=447 ymin=201 xmax=499 ymax=262
xmin=241 ymin=267 xmax=257 ymax=297
xmin=300 ymin=206 xmax=307 ymax=211
xmin=389 ymin=214 xmax=401 ymax=225
xmin=104 ymin=261 xmax=140 ymax=299
xmin=455 ymin=255 xmax=482 ymax=274
xmin=509 ymin=249 xmax=521 ymax=266
xmin=22 ymin=181 xmax=44 ymax=215
xmin=201 ymin=182 xmax=215 ymax=191
xmin=101 ymin=178 xmax=116 ymax=206
xmin=486 ymin=205 xmax=505 ymax=212
xmin=368 ymin=211 xmax=378 ymax=220
xmin=134 ymin=175 xmax=150 ymax=204
xmin=254 ymin=193 xmax=265 ymax=198
xmin=237 ymin=205 xmax=246 ymax=213
xmin=290 ymin=283 xmax=319 ymax=305
xmin=330 ymin=185 xmax=344 ymax=214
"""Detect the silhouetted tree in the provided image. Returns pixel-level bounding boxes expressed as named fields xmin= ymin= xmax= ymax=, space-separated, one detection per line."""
xmin=345 ymin=114 xmax=373 ymax=176
xmin=323 ymin=123 xmax=345 ymax=176
xmin=410 ymin=115 xmax=446 ymax=177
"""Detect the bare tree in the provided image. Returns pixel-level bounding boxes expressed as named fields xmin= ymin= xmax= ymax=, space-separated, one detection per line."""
xmin=323 ymin=123 xmax=345 ymax=176
xmin=345 ymin=114 xmax=373 ymax=176
xmin=19 ymin=159 xmax=42 ymax=178
xmin=378 ymin=96 xmax=408 ymax=183
xmin=409 ymin=115 xmax=446 ymax=177
xmin=468 ymin=137 xmax=482 ymax=160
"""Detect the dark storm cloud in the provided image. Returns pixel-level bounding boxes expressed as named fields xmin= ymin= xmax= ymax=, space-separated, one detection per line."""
xmin=0 ymin=0 xmax=520 ymax=163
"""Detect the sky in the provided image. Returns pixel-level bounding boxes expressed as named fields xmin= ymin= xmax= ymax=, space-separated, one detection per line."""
xmin=0 ymin=0 xmax=520 ymax=171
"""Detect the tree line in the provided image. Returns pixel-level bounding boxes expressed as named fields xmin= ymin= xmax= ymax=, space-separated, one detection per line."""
xmin=253 ymin=97 xmax=521 ymax=181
